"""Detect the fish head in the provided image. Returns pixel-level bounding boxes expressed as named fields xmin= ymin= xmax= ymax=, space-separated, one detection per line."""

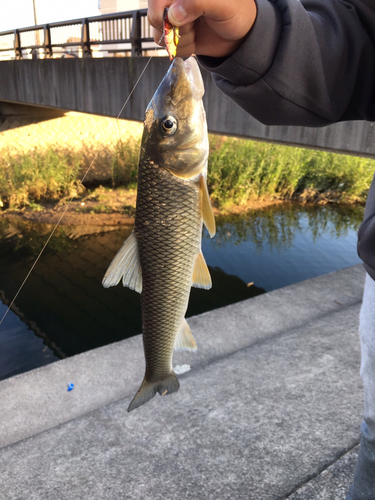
xmin=141 ymin=56 xmax=208 ymax=179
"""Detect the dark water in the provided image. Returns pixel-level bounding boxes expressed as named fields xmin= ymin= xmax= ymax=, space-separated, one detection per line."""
xmin=0 ymin=203 xmax=364 ymax=380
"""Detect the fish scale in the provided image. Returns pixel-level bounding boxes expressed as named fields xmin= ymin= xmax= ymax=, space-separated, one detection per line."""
xmin=135 ymin=161 xmax=201 ymax=382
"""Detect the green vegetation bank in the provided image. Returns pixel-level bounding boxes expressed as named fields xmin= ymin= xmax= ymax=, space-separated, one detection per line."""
xmin=0 ymin=135 xmax=374 ymax=211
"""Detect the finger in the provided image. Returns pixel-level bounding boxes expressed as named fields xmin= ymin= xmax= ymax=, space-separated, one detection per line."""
xmin=168 ymin=0 xmax=256 ymax=44
xmin=176 ymin=28 xmax=196 ymax=48
xmin=151 ymin=26 xmax=165 ymax=45
xmin=148 ymin=0 xmax=172 ymax=31
xmin=175 ymin=41 xmax=196 ymax=59
xmin=178 ymin=21 xmax=195 ymax=35
xmin=167 ymin=0 xmax=236 ymax=27
xmin=193 ymin=19 xmax=242 ymax=57
xmin=151 ymin=17 xmax=194 ymax=48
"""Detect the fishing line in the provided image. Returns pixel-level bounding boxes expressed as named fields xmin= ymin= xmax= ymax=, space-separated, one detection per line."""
xmin=115 ymin=54 xmax=153 ymax=146
xmin=117 ymin=56 xmax=153 ymax=122
xmin=0 ymin=154 xmax=99 ymax=327
xmin=0 ymin=54 xmax=155 ymax=327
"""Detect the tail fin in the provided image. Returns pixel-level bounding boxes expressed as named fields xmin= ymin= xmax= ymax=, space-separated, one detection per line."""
xmin=127 ymin=373 xmax=180 ymax=412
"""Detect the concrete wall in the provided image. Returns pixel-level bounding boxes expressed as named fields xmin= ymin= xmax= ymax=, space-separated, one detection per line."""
xmin=0 ymin=102 xmax=142 ymax=154
xmin=0 ymin=57 xmax=374 ymax=157
xmin=0 ymin=102 xmax=144 ymax=183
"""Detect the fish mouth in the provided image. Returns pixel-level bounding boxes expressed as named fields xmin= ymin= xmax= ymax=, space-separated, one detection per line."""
xmin=170 ymin=57 xmax=205 ymax=101
xmin=183 ymin=57 xmax=205 ymax=100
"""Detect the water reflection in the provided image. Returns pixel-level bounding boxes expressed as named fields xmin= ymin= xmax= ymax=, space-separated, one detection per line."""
xmin=0 ymin=217 xmax=263 ymax=379
xmin=0 ymin=218 xmax=74 ymax=257
xmin=0 ymin=292 xmax=59 ymax=380
xmin=202 ymin=203 xmax=363 ymax=292
xmin=212 ymin=203 xmax=364 ymax=250
xmin=0 ymin=202 xmax=364 ymax=379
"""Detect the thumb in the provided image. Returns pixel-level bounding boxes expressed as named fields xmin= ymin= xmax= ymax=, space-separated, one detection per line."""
xmin=168 ymin=0 xmax=205 ymax=26
xmin=167 ymin=0 xmax=246 ymax=27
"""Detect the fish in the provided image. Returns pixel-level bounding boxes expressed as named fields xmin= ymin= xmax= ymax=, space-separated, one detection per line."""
xmin=102 ymin=56 xmax=215 ymax=412
xmin=163 ymin=7 xmax=180 ymax=61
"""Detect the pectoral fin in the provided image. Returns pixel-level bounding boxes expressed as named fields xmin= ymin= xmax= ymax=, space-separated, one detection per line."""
xmin=102 ymin=230 xmax=142 ymax=293
xmin=175 ymin=319 xmax=197 ymax=351
xmin=192 ymin=250 xmax=212 ymax=290
xmin=200 ymin=175 xmax=216 ymax=238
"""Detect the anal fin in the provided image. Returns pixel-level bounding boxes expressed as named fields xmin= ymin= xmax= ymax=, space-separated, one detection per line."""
xmin=192 ymin=250 xmax=212 ymax=290
xmin=175 ymin=319 xmax=197 ymax=351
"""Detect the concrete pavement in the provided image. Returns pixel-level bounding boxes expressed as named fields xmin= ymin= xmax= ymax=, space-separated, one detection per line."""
xmin=0 ymin=264 xmax=366 ymax=499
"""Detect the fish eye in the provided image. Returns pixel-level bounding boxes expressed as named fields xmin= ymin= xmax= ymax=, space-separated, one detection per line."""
xmin=161 ymin=116 xmax=178 ymax=135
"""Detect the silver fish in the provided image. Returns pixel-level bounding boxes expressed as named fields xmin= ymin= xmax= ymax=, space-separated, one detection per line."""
xmin=103 ymin=56 xmax=215 ymax=412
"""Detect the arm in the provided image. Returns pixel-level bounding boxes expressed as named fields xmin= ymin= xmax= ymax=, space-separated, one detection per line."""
xmin=198 ymin=0 xmax=375 ymax=126
xmin=148 ymin=0 xmax=257 ymax=59
xmin=149 ymin=0 xmax=375 ymax=126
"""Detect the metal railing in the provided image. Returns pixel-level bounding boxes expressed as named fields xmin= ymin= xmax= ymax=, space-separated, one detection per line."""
xmin=0 ymin=9 xmax=162 ymax=60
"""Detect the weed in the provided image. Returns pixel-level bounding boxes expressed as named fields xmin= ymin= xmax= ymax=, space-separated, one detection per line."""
xmin=111 ymin=138 xmax=140 ymax=187
xmin=1 ymin=136 xmax=373 ymax=211
xmin=207 ymin=136 xmax=375 ymax=206
xmin=0 ymin=149 xmax=82 ymax=209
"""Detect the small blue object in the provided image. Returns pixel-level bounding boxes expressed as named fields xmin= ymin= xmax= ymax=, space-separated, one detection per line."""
xmin=67 ymin=383 xmax=74 ymax=392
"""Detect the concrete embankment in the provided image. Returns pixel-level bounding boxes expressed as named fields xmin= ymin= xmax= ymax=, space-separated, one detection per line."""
xmin=0 ymin=102 xmax=143 ymax=184
xmin=0 ymin=264 xmax=365 ymax=499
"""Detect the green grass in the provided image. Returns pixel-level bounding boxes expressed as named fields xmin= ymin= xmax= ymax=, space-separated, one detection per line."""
xmin=0 ymin=136 xmax=374 ymax=210
xmin=76 ymin=204 xmax=112 ymax=214
xmin=0 ymin=139 xmax=141 ymax=209
xmin=208 ymin=135 xmax=375 ymax=207
xmin=111 ymin=138 xmax=140 ymax=187
xmin=0 ymin=149 xmax=83 ymax=209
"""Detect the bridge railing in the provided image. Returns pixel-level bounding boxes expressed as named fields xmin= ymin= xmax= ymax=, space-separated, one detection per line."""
xmin=0 ymin=9 xmax=162 ymax=60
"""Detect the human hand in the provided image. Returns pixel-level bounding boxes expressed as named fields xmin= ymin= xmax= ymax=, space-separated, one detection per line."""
xmin=148 ymin=0 xmax=257 ymax=58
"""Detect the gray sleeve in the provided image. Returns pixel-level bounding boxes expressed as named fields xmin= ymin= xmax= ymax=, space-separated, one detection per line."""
xmin=198 ymin=0 xmax=375 ymax=126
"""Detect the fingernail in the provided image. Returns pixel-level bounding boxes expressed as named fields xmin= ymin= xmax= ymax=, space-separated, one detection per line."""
xmin=169 ymin=4 xmax=188 ymax=24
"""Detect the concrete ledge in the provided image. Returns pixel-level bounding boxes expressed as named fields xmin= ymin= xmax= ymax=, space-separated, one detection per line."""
xmin=0 ymin=265 xmax=365 ymax=499
xmin=0 ymin=265 xmax=365 ymax=449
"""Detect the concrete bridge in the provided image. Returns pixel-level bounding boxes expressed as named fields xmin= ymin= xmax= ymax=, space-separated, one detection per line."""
xmin=1 ymin=55 xmax=374 ymax=158
xmin=0 ymin=10 xmax=374 ymax=157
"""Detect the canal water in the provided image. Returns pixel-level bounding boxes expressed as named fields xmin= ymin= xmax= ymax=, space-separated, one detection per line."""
xmin=0 ymin=203 xmax=364 ymax=380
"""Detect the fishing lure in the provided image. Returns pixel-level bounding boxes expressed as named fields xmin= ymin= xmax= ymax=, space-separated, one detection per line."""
xmin=163 ymin=8 xmax=180 ymax=61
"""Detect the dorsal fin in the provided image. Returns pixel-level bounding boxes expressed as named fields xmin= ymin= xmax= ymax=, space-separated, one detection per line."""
xmin=192 ymin=250 xmax=212 ymax=289
xmin=199 ymin=175 xmax=216 ymax=238
xmin=102 ymin=231 xmax=142 ymax=293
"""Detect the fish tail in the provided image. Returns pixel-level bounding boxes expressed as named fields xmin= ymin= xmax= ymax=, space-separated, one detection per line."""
xmin=127 ymin=373 xmax=180 ymax=412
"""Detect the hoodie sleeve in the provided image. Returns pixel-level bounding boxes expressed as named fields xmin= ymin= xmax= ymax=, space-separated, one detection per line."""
xmin=198 ymin=0 xmax=375 ymax=127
